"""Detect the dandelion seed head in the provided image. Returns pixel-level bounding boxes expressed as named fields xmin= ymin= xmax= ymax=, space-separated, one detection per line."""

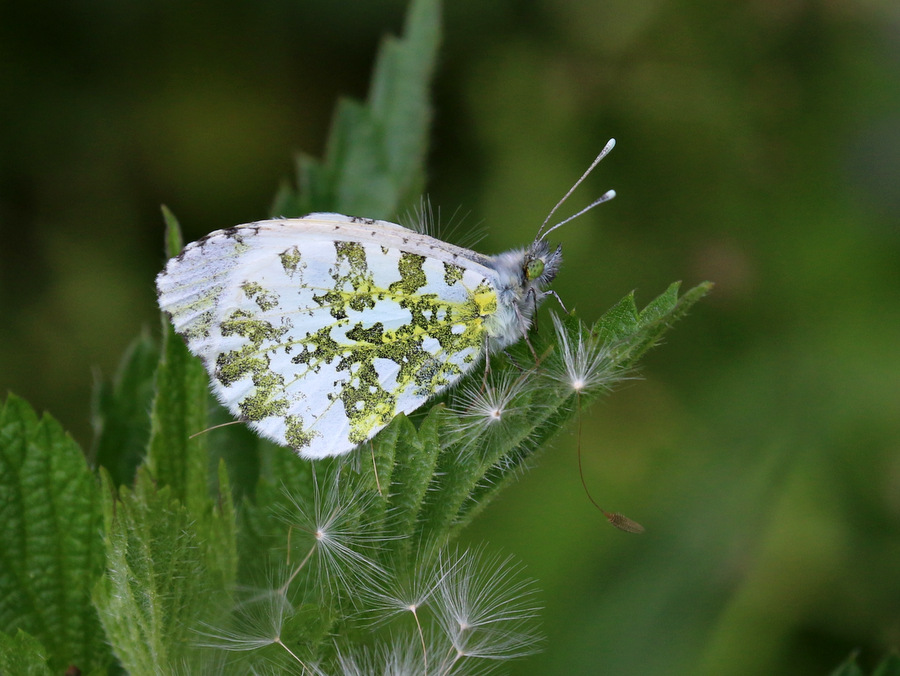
xmin=548 ymin=313 xmax=622 ymax=395
xmin=272 ymin=470 xmax=390 ymax=601
xmin=357 ymin=543 xmax=447 ymax=628
xmin=433 ymin=546 xmax=543 ymax=662
xmin=334 ymin=631 xmax=446 ymax=676
xmin=194 ymin=576 xmax=296 ymax=656
xmin=448 ymin=370 xmax=531 ymax=447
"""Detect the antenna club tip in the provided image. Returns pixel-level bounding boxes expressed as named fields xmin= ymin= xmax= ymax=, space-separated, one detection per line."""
xmin=607 ymin=138 xmax=616 ymax=148
xmin=607 ymin=189 xmax=617 ymax=200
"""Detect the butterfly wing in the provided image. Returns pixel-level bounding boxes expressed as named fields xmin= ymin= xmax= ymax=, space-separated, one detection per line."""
xmin=156 ymin=214 xmax=501 ymax=458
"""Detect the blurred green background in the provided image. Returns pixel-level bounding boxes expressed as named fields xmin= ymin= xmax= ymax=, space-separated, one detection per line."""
xmin=2 ymin=1 xmax=899 ymax=674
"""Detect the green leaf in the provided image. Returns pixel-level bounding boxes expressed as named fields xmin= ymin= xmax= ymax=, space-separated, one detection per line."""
xmin=93 ymin=468 xmax=230 ymax=674
xmin=443 ymin=282 xmax=712 ymax=535
xmin=205 ymin=404 xmax=262 ymax=504
xmin=830 ymin=654 xmax=900 ymax=676
xmin=161 ymin=204 xmax=184 ymax=260
xmin=595 ymin=291 xmax=640 ymax=345
xmin=368 ymin=0 xmax=440 ymax=197
xmin=418 ymin=380 xmax=542 ymax=540
xmin=382 ymin=408 xmax=442 ymax=556
xmin=146 ymin=208 xmax=211 ymax=515
xmin=356 ymin=412 xmax=401 ymax=535
xmin=91 ymin=330 xmax=159 ymax=485
xmin=0 ymin=395 xmax=108 ymax=674
xmin=238 ymin=441 xmax=317 ymax=583
xmin=874 ymin=655 xmax=900 ymax=676
xmin=830 ymin=653 xmax=865 ymax=676
xmin=272 ymin=0 xmax=441 ymax=219
xmin=0 ymin=630 xmax=53 ymax=676
xmin=200 ymin=459 xmax=238 ymax=593
xmin=611 ymin=281 xmax=713 ymax=368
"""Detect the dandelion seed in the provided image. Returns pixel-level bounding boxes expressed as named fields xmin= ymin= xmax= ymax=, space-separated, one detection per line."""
xmin=448 ymin=371 xmax=532 ymax=452
xmin=194 ymin=578 xmax=320 ymax=674
xmin=360 ymin=544 xmax=460 ymax=675
xmin=433 ymin=546 xmax=542 ymax=667
xmin=548 ymin=313 xmax=622 ymax=395
xmin=604 ymin=511 xmax=645 ymax=534
xmin=547 ymin=314 xmax=645 ymax=532
xmin=195 ymin=586 xmax=291 ymax=653
xmin=336 ymin=633 xmax=452 ymax=676
xmin=274 ymin=467 xmax=389 ymax=600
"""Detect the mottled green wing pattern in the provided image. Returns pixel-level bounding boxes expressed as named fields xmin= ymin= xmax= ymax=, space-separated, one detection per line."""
xmin=156 ymin=215 xmax=499 ymax=458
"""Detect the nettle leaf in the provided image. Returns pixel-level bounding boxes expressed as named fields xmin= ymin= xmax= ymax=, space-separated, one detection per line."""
xmin=0 ymin=630 xmax=53 ymax=676
xmin=416 ymin=372 xmax=545 ymax=541
xmin=833 ymin=653 xmax=900 ymax=676
xmin=147 ymin=207 xmax=212 ymax=515
xmin=93 ymin=468 xmax=231 ymax=674
xmin=382 ymin=408 xmax=443 ymax=558
xmin=439 ymin=282 xmax=712 ymax=536
xmin=91 ymin=330 xmax=159 ymax=485
xmin=356 ymin=412 xmax=400 ymax=535
xmin=205 ymin=402 xmax=262 ymax=504
xmin=0 ymin=395 xmax=108 ymax=674
xmin=205 ymin=460 xmax=239 ymax=592
xmin=601 ymin=281 xmax=713 ymax=368
xmin=272 ymin=0 xmax=440 ymax=219
xmin=150 ymin=211 xmax=241 ymax=581
xmin=874 ymin=655 xmax=900 ymax=676
xmin=238 ymin=442 xmax=316 ymax=580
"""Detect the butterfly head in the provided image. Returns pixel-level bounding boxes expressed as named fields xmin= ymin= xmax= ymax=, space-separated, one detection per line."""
xmin=524 ymin=239 xmax=562 ymax=289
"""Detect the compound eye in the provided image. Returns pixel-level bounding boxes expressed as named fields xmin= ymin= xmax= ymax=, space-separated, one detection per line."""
xmin=525 ymin=258 xmax=545 ymax=281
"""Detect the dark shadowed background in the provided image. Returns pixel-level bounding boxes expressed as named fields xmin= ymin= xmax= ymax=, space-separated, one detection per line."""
xmin=2 ymin=1 xmax=899 ymax=674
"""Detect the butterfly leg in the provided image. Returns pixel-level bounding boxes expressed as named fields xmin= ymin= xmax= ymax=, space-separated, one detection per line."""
xmin=545 ymin=289 xmax=570 ymax=314
xmin=526 ymin=287 xmax=541 ymax=335
xmin=512 ymin=299 xmax=540 ymax=362
xmin=481 ymin=334 xmax=492 ymax=389
xmin=524 ymin=289 xmax=569 ymax=357
xmin=502 ymin=349 xmax=526 ymax=373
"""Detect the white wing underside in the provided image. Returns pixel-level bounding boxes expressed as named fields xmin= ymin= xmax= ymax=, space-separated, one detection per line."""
xmin=156 ymin=214 xmax=505 ymax=458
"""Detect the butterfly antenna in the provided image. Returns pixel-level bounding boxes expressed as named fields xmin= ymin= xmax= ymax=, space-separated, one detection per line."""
xmin=537 ymin=138 xmax=617 ymax=242
xmin=540 ymin=190 xmax=616 ymax=241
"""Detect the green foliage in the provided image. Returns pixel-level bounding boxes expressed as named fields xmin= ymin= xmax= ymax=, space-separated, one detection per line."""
xmin=599 ymin=281 xmax=714 ymax=368
xmin=381 ymin=407 xmax=444 ymax=558
xmin=0 ymin=395 xmax=108 ymax=674
xmin=145 ymin=207 xmax=210 ymax=513
xmin=91 ymin=331 xmax=159 ymax=485
xmin=272 ymin=0 xmax=439 ymax=219
xmin=0 ymin=0 xmax=714 ymax=673
xmin=198 ymin=283 xmax=709 ymax=673
xmin=0 ymin=630 xmax=53 ymax=676
xmin=93 ymin=468 xmax=227 ymax=673
xmin=831 ymin=654 xmax=900 ymax=676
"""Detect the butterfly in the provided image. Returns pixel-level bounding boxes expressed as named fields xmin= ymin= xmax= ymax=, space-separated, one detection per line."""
xmin=156 ymin=140 xmax=616 ymax=458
